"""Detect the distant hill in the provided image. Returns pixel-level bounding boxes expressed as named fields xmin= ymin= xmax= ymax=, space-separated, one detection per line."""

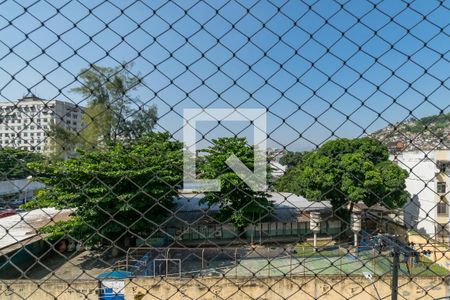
xmin=370 ymin=113 xmax=450 ymax=152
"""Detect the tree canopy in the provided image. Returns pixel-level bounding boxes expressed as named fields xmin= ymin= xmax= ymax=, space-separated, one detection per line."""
xmin=23 ymin=133 xmax=183 ymax=247
xmin=0 ymin=147 xmax=43 ymax=180
xmin=45 ymin=123 xmax=79 ymax=160
xmin=275 ymin=138 xmax=409 ymax=211
xmin=199 ymin=137 xmax=271 ymax=231
xmin=45 ymin=64 xmax=158 ymax=158
xmin=279 ymin=151 xmax=305 ymax=169
xmin=72 ymin=64 xmax=158 ymax=149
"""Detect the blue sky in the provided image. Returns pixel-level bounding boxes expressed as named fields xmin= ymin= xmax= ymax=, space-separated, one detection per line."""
xmin=0 ymin=0 xmax=448 ymax=150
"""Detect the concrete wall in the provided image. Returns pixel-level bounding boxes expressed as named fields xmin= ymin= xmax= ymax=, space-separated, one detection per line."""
xmin=1 ymin=276 xmax=447 ymax=299
xmin=393 ymin=151 xmax=438 ymax=237
xmin=125 ymin=276 xmax=448 ymax=300
xmin=0 ymin=280 xmax=98 ymax=300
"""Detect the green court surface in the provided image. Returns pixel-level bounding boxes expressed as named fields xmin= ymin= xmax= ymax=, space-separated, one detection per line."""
xmin=220 ymin=250 xmax=449 ymax=277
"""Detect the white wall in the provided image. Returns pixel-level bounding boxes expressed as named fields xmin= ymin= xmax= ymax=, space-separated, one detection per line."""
xmin=393 ymin=151 xmax=438 ymax=237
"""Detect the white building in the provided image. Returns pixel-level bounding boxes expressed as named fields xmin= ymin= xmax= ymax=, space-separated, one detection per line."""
xmin=393 ymin=150 xmax=450 ymax=242
xmin=270 ymin=160 xmax=287 ymax=178
xmin=0 ymin=95 xmax=83 ymax=153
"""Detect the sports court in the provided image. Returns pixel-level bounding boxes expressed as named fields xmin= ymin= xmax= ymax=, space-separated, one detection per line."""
xmin=124 ymin=246 xmax=448 ymax=278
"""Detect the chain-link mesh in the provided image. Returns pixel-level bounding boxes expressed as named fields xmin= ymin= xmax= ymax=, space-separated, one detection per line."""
xmin=0 ymin=0 xmax=449 ymax=299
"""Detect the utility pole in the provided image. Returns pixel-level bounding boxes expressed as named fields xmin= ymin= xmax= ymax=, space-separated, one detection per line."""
xmin=391 ymin=250 xmax=400 ymax=300
xmin=310 ymin=211 xmax=321 ymax=252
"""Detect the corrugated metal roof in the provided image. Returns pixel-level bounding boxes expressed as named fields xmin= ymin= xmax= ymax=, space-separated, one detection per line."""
xmin=0 ymin=179 xmax=45 ymax=196
xmin=174 ymin=192 xmax=331 ymax=212
xmin=168 ymin=192 xmax=332 ymax=224
xmin=0 ymin=208 xmax=72 ymax=251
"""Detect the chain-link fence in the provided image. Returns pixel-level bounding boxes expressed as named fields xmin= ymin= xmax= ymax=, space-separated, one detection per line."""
xmin=0 ymin=0 xmax=449 ymax=299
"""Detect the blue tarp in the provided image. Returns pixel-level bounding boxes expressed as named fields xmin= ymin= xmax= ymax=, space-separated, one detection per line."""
xmin=97 ymin=271 xmax=132 ymax=279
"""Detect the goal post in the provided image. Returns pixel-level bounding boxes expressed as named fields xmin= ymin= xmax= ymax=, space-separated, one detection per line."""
xmin=153 ymin=258 xmax=182 ymax=277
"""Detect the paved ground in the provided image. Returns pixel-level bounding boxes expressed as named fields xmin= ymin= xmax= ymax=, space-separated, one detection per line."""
xmin=4 ymin=247 xmax=446 ymax=280
xmin=2 ymin=250 xmax=123 ymax=280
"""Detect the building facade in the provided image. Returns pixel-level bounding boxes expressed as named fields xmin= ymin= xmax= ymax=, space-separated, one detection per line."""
xmin=0 ymin=95 xmax=82 ymax=152
xmin=154 ymin=192 xmax=342 ymax=246
xmin=393 ymin=150 xmax=450 ymax=242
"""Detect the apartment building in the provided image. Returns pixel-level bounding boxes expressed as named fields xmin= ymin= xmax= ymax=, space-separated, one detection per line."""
xmin=393 ymin=150 xmax=450 ymax=242
xmin=0 ymin=95 xmax=82 ymax=153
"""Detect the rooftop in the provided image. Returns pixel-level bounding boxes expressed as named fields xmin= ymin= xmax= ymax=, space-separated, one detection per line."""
xmin=175 ymin=192 xmax=332 ymax=212
xmin=0 ymin=179 xmax=45 ymax=196
xmin=171 ymin=192 xmax=333 ymax=224
xmin=0 ymin=208 xmax=71 ymax=253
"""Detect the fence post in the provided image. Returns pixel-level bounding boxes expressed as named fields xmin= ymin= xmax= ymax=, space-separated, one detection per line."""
xmin=290 ymin=253 xmax=292 ymax=278
xmin=391 ymin=250 xmax=400 ymax=300
xmin=202 ymin=248 xmax=205 ymax=277
xmin=235 ymin=248 xmax=238 ymax=278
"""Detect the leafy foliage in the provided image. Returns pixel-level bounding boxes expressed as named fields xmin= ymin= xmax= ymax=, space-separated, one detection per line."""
xmin=276 ymin=138 xmax=409 ymax=211
xmin=0 ymin=147 xmax=43 ymax=180
xmin=401 ymin=113 xmax=450 ymax=134
xmin=199 ymin=137 xmax=271 ymax=230
xmin=279 ymin=151 xmax=305 ymax=169
xmin=23 ymin=133 xmax=183 ymax=247
xmin=45 ymin=123 xmax=79 ymax=160
xmin=72 ymin=64 xmax=158 ymax=148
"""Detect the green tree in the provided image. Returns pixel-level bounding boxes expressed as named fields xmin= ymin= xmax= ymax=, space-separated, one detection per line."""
xmin=23 ymin=133 xmax=183 ymax=248
xmin=45 ymin=123 xmax=79 ymax=160
xmin=199 ymin=137 xmax=271 ymax=231
xmin=275 ymin=138 xmax=409 ymax=217
xmin=279 ymin=151 xmax=305 ymax=169
xmin=0 ymin=147 xmax=43 ymax=180
xmin=72 ymin=64 xmax=157 ymax=148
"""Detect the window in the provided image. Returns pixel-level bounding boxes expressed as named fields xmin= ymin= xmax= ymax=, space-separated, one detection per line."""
xmin=437 ymin=202 xmax=448 ymax=215
xmin=437 ymin=182 xmax=447 ymax=194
